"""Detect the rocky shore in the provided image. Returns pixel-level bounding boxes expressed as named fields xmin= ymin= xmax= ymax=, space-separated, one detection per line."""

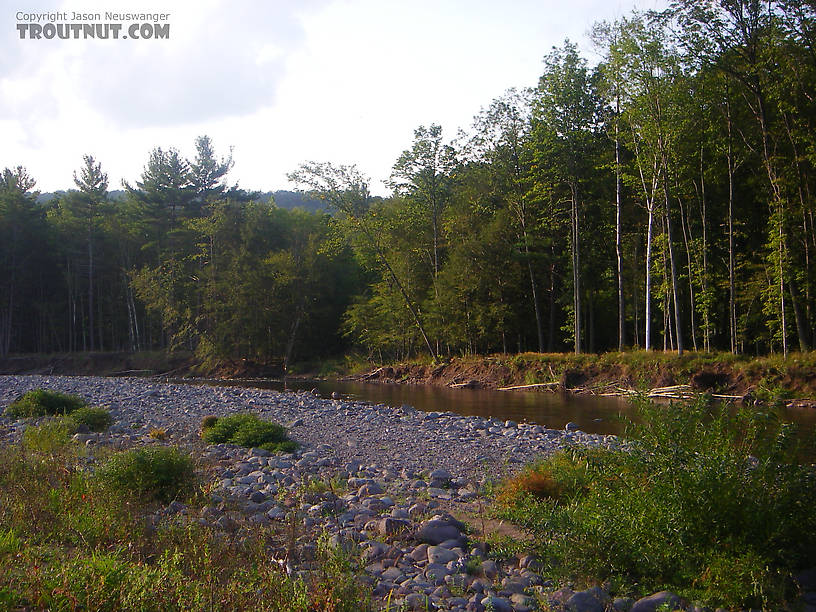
xmin=1 ymin=375 xmax=812 ymax=612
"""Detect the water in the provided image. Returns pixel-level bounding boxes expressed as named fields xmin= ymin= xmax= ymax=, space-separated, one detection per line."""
xmin=175 ymin=377 xmax=816 ymax=448
xmin=178 ymin=377 xmax=631 ymax=436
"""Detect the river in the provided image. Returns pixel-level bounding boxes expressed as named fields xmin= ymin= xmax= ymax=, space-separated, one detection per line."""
xmin=173 ymin=377 xmax=816 ymax=445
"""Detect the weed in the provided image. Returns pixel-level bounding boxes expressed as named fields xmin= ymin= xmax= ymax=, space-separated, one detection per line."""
xmin=66 ymin=406 xmax=113 ymax=432
xmin=6 ymin=388 xmax=86 ymax=418
xmin=0 ymin=437 xmax=371 ymax=610
xmin=22 ymin=419 xmax=73 ymax=453
xmin=496 ymin=396 xmax=816 ymax=609
xmin=149 ymin=427 xmax=168 ymax=440
xmin=201 ymin=413 xmax=297 ymax=453
xmin=98 ymin=445 xmax=195 ymax=503
xmin=200 ymin=415 xmax=219 ymax=431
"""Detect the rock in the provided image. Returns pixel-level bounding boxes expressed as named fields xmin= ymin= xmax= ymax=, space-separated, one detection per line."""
xmin=424 ymin=563 xmax=451 ymax=586
xmin=249 ymin=490 xmax=267 ymax=503
xmin=630 ymin=591 xmax=683 ymax=612
xmin=430 ymin=468 xmax=452 ymax=481
xmin=510 ymin=592 xmax=536 ymax=612
xmin=363 ymin=541 xmax=388 ymax=561
xmin=266 ymin=507 xmax=286 ymax=520
xmin=613 ymin=597 xmax=635 ymax=611
xmin=405 ymin=593 xmax=435 ymax=610
xmin=417 ymin=516 xmax=465 ymax=545
xmin=358 ymin=482 xmax=384 ymax=497
xmin=410 ymin=543 xmax=429 ymax=561
xmin=479 ymin=559 xmax=499 ymax=580
xmin=378 ymin=517 xmax=411 ymax=536
xmin=480 ymin=595 xmax=512 ymax=612
xmin=427 ymin=546 xmax=459 ymax=565
xmin=567 ymin=586 xmax=609 ymax=612
xmin=565 ymin=421 xmax=580 ymax=431
xmin=216 ymin=515 xmax=238 ymax=533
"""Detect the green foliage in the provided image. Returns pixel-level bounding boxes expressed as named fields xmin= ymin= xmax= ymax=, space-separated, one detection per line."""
xmin=98 ymin=446 xmax=195 ymax=503
xmin=0 ymin=438 xmax=370 ymax=611
xmin=497 ymin=397 xmax=816 ymax=608
xmin=21 ymin=419 xmax=73 ymax=453
xmin=200 ymin=414 xmax=219 ymax=431
xmin=201 ymin=413 xmax=296 ymax=453
xmin=66 ymin=406 xmax=113 ymax=432
xmin=6 ymin=388 xmax=86 ymax=418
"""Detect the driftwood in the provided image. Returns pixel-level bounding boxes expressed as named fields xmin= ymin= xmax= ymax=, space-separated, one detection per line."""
xmin=497 ymin=382 xmax=560 ymax=391
xmin=360 ymin=367 xmax=386 ymax=380
xmin=109 ymin=369 xmax=153 ymax=376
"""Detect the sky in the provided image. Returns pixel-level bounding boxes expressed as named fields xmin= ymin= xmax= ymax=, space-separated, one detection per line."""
xmin=2 ymin=0 xmax=665 ymax=195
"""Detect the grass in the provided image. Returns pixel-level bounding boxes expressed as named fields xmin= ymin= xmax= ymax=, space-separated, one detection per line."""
xmin=98 ymin=446 xmax=196 ymax=503
xmin=393 ymin=350 xmax=816 ymax=398
xmin=66 ymin=406 xmax=113 ymax=432
xmin=6 ymin=388 xmax=87 ymax=417
xmin=201 ymin=413 xmax=297 ymax=453
xmin=0 ymin=422 xmax=372 ymax=611
xmin=496 ymin=396 xmax=816 ymax=609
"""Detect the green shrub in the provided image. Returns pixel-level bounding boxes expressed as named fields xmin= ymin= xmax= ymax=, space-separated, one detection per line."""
xmin=22 ymin=419 xmax=73 ymax=453
xmin=497 ymin=397 xmax=816 ymax=609
xmin=6 ymin=389 xmax=86 ymax=418
xmin=66 ymin=407 xmax=113 ymax=432
xmin=98 ymin=446 xmax=195 ymax=502
xmin=200 ymin=415 xmax=219 ymax=431
xmin=201 ymin=413 xmax=296 ymax=453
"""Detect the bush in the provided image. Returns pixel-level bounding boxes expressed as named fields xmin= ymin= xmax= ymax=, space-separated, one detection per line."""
xmin=22 ymin=419 xmax=73 ymax=453
xmin=6 ymin=389 xmax=86 ymax=418
xmin=98 ymin=446 xmax=195 ymax=502
xmin=148 ymin=427 xmax=168 ymax=440
xmin=201 ymin=413 xmax=296 ymax=453
xmin=66 ymin=407 xmax=113 ymax=432
xmin=496 ymin=397 xmax=816 ymax=609
xmin=200 ymin=415 xmax=219 ymax=431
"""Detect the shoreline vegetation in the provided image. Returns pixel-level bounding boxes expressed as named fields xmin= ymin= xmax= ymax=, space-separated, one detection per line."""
xmin=3 ymin=349 xmax=816 ymax=407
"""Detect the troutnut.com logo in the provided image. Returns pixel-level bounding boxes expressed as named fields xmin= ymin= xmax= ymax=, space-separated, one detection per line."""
xmin=15 ymin=11 xmax=171 ymax=40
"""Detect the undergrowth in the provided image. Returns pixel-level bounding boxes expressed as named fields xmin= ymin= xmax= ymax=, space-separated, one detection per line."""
xmin=6 ymin=388 xmax=87 ymax=417
xmin=201 ymin=413 xmax=297 ymax=453
xmin=496 ymin=396 xmax=816 ymax=610
xmin=0 ymin=422 xmax=371 ymax=610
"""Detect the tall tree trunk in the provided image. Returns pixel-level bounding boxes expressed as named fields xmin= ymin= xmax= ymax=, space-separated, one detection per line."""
xmin=663 ymin=164 xmax=684 ymax=355
xmin=727 ymin=102 xmax=738 ymax=354
xmin=522 ymin=224 xmax=545 ymax=352
xmin=789 ymin=280 xmax=810 ymax=352
xmin=645 ymin=202 xmax=654 ymax=351
xmin=615 ymin=96 xmax=625 ymax=351
xmin=571 ymin=184 xmax=581 ymax=354
xmin=677 ymin=192 xmax=698 ymax=352
xmin=88 ymin=219 xmax=95 ymax=352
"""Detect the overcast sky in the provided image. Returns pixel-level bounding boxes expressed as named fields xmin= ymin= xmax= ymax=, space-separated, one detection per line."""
xmin=3 ymin=0 xmax=665 ymax=195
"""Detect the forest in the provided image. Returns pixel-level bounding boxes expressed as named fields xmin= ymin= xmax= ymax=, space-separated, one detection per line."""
xmin=2 ymin=1 xmax=816 ymax=367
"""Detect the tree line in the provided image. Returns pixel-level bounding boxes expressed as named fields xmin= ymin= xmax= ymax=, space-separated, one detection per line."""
xmin=2 ymin=1 xmax=815 ymax=363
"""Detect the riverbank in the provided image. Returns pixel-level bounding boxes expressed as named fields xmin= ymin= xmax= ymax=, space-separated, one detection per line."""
xmin=354 ymin=351 xmax=816 ymax=406
xmin=4 ymin=350 xmax=816 ymax=407
xmin=1 ymin=375 xmax=814 ymax=611
xmin=0 ymin=374 xmax=614 ymax=611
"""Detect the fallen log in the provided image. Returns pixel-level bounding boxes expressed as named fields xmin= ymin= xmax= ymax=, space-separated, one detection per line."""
xmin=497 ymin=382 xmax=560 ymax=391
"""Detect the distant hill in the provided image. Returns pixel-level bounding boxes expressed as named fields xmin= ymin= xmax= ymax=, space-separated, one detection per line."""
xmin=34 ymin=189 xmax=327 ymax=212
xmin=265 ymin=191 xmax=328 ymax=213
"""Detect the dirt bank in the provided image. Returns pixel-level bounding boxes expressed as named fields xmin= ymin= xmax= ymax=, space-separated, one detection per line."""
xmin=353 ymin=352 xmax=816 ymax=406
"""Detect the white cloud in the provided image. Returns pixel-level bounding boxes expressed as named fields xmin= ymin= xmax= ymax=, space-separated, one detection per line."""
xmin=1 ymin=0 xmax=666 ymax=192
